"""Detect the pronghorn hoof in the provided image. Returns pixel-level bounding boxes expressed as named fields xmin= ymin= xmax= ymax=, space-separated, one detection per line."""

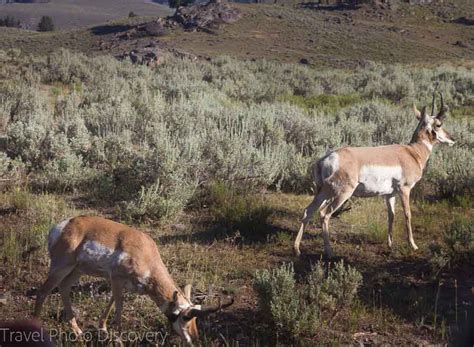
xmin=98 ymin=327 xmax=108 ymax=334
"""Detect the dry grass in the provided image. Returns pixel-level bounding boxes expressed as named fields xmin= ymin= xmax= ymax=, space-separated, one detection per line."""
xmin=0 ymin=189 xmax=472 ymax=345
xmin=1 ymin=1 xmax=474 ymax=67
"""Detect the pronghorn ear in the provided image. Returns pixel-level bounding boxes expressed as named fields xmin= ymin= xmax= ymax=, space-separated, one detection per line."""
xmin=172 ymin=291 xmax=179 ymax=304
xmin=413 ymin=104 xmax=422 ymax=120
xmin=184 ymin=284 xmax=192 ymax=301
xmin=420 ymin=106 xmax=431 ymax=124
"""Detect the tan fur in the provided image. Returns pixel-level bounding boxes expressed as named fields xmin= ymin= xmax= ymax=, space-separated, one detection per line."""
xmin=34 ymin=216 xmax=199 ymax=345
xmin=294 ymin=103 xmax=454 ymax=257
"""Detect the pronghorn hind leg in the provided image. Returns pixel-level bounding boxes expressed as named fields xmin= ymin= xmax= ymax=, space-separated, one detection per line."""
xmin=294 ymin=189 xmax=329 ymax=256
xmin=58 ymin=269 xmax=83 ymax=336
xmin=34 ymin=263 xmax=76 ymax=318
xmin=385 ymin=195 xmax=396 ymax=249
xmin=399 ymin=187 xmax=418 ymax=250
xmin=320 ymin=188 xmax=355 ymax=258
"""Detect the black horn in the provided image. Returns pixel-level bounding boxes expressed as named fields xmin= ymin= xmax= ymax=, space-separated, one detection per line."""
xmin=430 ymin=91 xmax=436 ymax=117
xmin=183 ymin=297 xmax=234 ymax=320
xmin=436 ymin=91 xmax=448 ymax=121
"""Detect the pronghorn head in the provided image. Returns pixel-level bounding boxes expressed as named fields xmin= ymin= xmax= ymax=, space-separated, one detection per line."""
xmin=165 ymin=285 xmax=233 ymax=345
xmin=413 ymin=92 xmax=455 ymax=148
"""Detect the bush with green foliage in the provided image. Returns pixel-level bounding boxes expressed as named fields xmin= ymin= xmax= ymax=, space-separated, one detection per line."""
xmin=0 ymin=49 xmax=472 ymax=221
xmin=253 ymin=261 xmax=362 ymax=340
xmin=37 ymin=16 xmax=54 ymax=32
xmin=0 ymin=15 xmax=21 ymax=28
xmin=208 ymin=181 xmax=272 ymax=240
xmin=429 ymin=217 xmax=474 ymax=273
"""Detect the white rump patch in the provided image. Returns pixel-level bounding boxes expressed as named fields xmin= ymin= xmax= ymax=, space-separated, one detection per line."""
xmin=356 ymin=165 xmax=403 ymax=196
xmin=321 ymin=152 xmax=339 ymax=181
xmin=48 ymin=218 xmax=71 ymax=253
xmin=77 ymin=240 xmax=129 ymax=274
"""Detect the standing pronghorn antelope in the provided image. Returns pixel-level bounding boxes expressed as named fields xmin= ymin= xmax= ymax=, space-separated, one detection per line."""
xmin=33 ymin=216 xmax=233 ymax=345
xmin=294 ymin=93 xmax=454 ymax=257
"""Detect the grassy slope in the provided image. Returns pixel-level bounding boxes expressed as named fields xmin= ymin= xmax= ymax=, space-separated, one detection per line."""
xmin=0 ymin=0 xmax=172 ymax=30
xmin=1 ymin=1 xmax=474 ymax=67
xmin=164 ymin=3 xmax=474 ymax=67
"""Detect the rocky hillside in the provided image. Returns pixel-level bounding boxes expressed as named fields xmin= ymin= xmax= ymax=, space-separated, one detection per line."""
xmin=0 ymin=0 xmax=171 ymax=30
xmin=0 ymin=0 xmax=473 ymax=68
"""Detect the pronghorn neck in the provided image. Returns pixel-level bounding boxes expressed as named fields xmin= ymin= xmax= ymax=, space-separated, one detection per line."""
xmin=148 ymin=268 xmax=189 ymax=311
xmin=408 ymin=139 xmax=433 ymax=170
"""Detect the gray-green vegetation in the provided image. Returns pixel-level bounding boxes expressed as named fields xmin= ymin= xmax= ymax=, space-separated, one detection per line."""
xmin=0 ymin=48 xmax=473 ymax=345
xmin=254 ymin=261 xmax=362 ymax=340
xmin=1 ymin=49 xmax=472 ymax=221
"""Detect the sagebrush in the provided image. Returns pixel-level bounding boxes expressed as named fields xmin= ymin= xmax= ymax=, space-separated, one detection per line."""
xmin=1 ymin=49 xmax=473 ymax=220
xmin=253 ymin=261 xmax=362 ymax=340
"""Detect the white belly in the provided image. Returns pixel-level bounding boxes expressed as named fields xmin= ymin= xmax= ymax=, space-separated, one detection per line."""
xmin=77 ymin=240 xmax=128 ymax=275
xmin=354 ymin=165 xmax=402 ymax=197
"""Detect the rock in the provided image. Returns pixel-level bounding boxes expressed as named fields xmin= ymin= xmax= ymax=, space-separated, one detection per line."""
xmin=144 ymin=22 xmax=168 ymax=37
xmin=454 ymin=40 xmax=468 ymax=48
xmin=172 ymin=223 xmax=187 ymax=232
xmin=171 ymin=0 xmax=242 ymax=31
xmin=453 ymin=17 xmax=474 ymax=26
xmin=117 ymin=46 xmax=166 ymax=68
xmin=0 ymin=291 xmax=11 ymax=305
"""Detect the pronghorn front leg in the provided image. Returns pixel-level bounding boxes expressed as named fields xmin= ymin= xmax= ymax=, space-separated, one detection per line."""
xmin=110 ymin=279 xmax=125 ymax=330
xmin=399 ymin=187 xmax=418 ymax=251
xmin=385 ymin=195 xmax=396 ymax=249
xmin=99 ymin=296 xmax=115 ymax=333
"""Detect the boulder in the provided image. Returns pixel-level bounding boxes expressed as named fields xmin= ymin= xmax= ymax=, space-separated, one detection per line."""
xmin=171 ymin=0 xmax=242 ymax=31
xmin=117 ymin=47 xmax=166 ymax=68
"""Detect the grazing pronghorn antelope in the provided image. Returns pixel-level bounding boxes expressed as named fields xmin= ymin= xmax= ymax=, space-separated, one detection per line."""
xmin=294 ymin=93 xmax=454 ymax=257
xmin=33 ymin=216 xmax=233 ymax=345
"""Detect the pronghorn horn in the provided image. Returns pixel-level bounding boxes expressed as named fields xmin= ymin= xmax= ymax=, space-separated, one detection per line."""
xmin=183 ymin=297 xmax=234 ymax=319
xmin=430 ymin=91 xmax=436 ymax=117
xmin=436 ymin=91 xmax=448 ymax=121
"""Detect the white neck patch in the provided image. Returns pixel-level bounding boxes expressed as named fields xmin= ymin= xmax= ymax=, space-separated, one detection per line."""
xmin=422 ymin=139 xmax=433 ymax=151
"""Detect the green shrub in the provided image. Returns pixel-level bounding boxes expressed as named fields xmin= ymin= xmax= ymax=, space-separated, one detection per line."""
xmin=1 ymin=50 xmax=472 ymax=221
xmin=429 ymin=217 xmax=474 ymax=273
xmin=253 ymin=261 xmax=362 ymax=340
xmin=123 ymin=178 xmax=196 ymax=221
xmin=0 ymin=190 xmax=72 ymax=268
xmin=280 ymin=93 xmax=362 ymax=113
xmin=37 ymin=16 xmax=54 ymax=32
xmin=208 ymin=181 xmax=272 ymax=240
